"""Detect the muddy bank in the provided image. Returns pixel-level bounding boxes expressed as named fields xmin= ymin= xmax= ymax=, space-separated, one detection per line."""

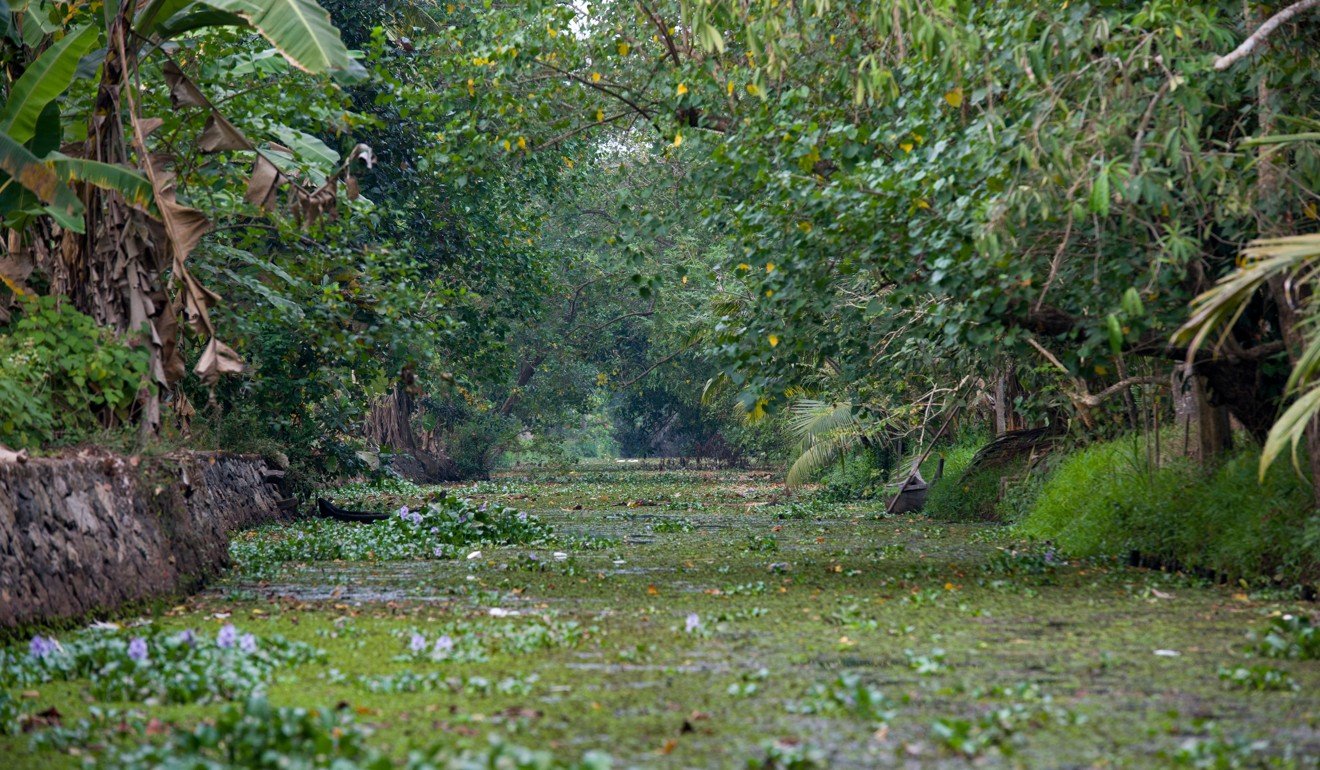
xmin=0 ymin=452 xmax=285 ymax=630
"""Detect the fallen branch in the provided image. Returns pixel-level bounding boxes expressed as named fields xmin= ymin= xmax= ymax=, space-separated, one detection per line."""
xmin=1073 ymin=376 xmax=1168 ymax=408
xmin=1213 ymin=0 xmax=1320 ymax=71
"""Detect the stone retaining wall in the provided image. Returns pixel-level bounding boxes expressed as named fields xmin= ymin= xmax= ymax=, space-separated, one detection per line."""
xmin=0 ymin=452 xmax=285 ymax=630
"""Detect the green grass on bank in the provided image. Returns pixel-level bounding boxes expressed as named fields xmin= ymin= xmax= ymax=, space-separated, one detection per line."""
xmin=918 ymin=432 xmax=1320 ymax=590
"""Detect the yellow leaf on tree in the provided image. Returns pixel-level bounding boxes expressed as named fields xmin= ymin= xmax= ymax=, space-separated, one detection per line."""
xmin=672 ymin=132 xmax=683 ymax=147
xmin=563 ymin=156 xmax=574 ymax=168
xmin=502 ymin=139 xmax=511 ymax=151
xmin=765 ymin=263 xmax=775 ymax=273
xmin=517 ymin=136 xmax=527 ymax=150
xmin=466 ymin=78 xmax=474 ymax=96
xmin=797 ymin=221 xmax=812 ymax=232
xmin=617 ymin=42 xmax=630 ymax=56
xmin=591 ymin=71 xmax=601 ymax=82
xmin=737 ymin=263 xmax=751 ymax=271
xmin=727 ymin=82 xmax=734 ymax=95
xmin=916 ymin=199 xmax=930 ymax=210
xmin=677 ymin=83 xmax=688 ymax=96
xmin=1094 ymin=364 xmax=1109 ymax=376
xmin=900 ymin=142 xmax=914 ymax=153
xmin=746 ymin=83 xmax=761 ymax=96
xmin=768 ymin=335 xmax=780 ymax=347
xmin=1305 ymin=202 xmax=1319 ymax=220
xmin=595 ymin=109 xmax=604 ymax=122
xmin=944 ymin=87 xmax=964 ymax=108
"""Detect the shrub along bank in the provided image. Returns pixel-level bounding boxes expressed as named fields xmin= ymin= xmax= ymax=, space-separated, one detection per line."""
xmin=918 ymin=436 xmax=1319 ymax=592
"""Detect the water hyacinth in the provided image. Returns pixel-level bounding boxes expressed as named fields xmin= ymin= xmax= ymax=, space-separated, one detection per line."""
xmin=409 ymin=633 xmax=427 ymax=653
xmin=127 ymin=637 xmax=149 ymax=663
xmin=433 ymin=635 xmax=454 ymax=657
xmin=229 ymin=493 xmax=555 ymax=576
xmin=685 ymin=613 xmax=701 ymax=633
xmin=7 ymin=625 xmax=324 ymax=706
xmin=29 ymin=635 xmax=57 ymax=658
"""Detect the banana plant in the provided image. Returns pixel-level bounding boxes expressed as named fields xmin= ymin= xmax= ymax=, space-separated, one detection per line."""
xmin=1 ymin=0 xmax=362 ymax=408
xmin=0 ymin=0 xmax=359 ymax=229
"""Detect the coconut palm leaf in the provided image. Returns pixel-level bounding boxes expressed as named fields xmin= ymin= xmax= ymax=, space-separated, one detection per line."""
xmin=784 ymin=399 xmax=865 ymax=487
xmin=1175 ymin=233 xmax=1320 ymax=479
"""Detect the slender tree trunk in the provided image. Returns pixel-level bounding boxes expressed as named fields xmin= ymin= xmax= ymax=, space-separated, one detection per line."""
xmin=499 ymin=353 xmax=546 ymax=417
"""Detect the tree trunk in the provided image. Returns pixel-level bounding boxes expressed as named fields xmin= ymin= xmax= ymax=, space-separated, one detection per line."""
xmin=993 ymin=365 xmax=1026 ymax=435
xmin=365 ymin=384 xmax=419 ymax=456
xmin=499 ymin=353 xmax=546 ymax=417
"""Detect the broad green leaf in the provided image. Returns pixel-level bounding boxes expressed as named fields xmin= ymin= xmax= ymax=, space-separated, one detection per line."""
xmin=0 ymin=130 xmax=83 ymax=231
xmin=1121 ymin=287 xmax=1144 ymax=318
xmin=1088 ymin=165 xmax=1110 ymax=216
xmin=0 ymin=23 xmax=98 ymax=145
xmin=1105 ymin=314 xmax=1123 ymax=355
xmin=154 ymin=7 xmax=247 ymax=38
xmin=201 ymin=0 xmax=355 ymax=74
xmin=134 ymin=0 xmax=198 ymax=34
xmin=271 ymin=124 xmax=339 ymax=169
xmin=47 ymin=153 xmax=155 ymax=210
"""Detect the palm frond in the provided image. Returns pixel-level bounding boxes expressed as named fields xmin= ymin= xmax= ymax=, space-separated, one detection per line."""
xmin=782 ymin=399 xmax=866 ymax=488
xmin=786 ymin=435 xmax=858 ymax=488
xmin=1174 ymin=233 xmax=1320 ymax=479
xmin=786 ymin=399 xmax=854 ymax=444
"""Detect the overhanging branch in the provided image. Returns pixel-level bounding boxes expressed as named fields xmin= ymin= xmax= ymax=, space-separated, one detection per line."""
xmin=1214 ymin=0 xmax=1320 ymax=70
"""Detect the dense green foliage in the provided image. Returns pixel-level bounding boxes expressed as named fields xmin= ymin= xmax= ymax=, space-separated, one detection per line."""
xmin=0 ymin=296 xmax=150 ymax=448
xmin=1021 ymin=440 xmax=1320 ymax=586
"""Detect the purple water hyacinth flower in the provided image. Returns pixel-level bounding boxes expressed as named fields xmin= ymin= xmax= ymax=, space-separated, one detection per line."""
xmin=29 ymin=635 xmax=56 ymax=658
xmin=478 ymin=502 xmax=488 ymax=512
xmin=127 ymin=637 xmax=149 ymax=663
xmin=217 ymin=624 xmax=238 ymax=649
xmin=409 ymin=633 xmax=427 ymax=653
xmin=239 ymin=633 xmax=258 ymax=654
xmin=177 ymin=629 xmax=196 ymax=646
xmin=433 ymin=635 xmax=454 ymax=655
xmin=685 ymin=613 xmax=701 ymax=633
xmin=408 ymin=512 xmax=423 ymax=525
xmin=398 ymin=505 xmax=410 ymax=519
xmin=517 ymin=512 xmax=528 ymax=523
xmin=433 ymin=546 xmax=446 ymax=557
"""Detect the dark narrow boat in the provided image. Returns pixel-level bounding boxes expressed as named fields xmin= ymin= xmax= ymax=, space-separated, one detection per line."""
xmin=315 ymin=497 xmax=392 ymax=523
